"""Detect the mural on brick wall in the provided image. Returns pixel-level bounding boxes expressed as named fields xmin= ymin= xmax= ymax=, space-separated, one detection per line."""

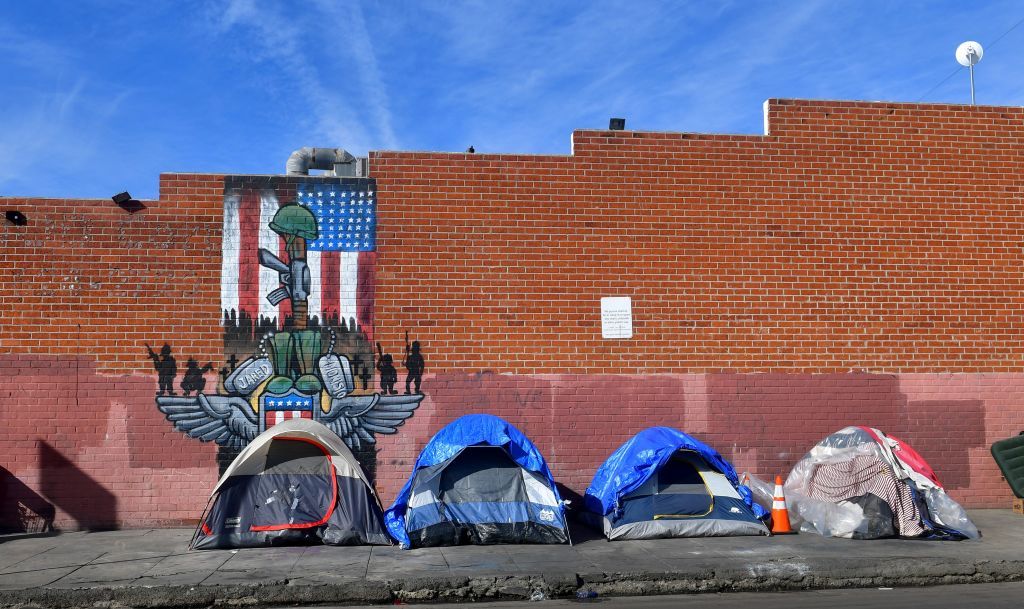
xmin=151 ymin=177 xmax=423 ymax=476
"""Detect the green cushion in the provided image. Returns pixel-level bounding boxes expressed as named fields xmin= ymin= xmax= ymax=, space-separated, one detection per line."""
xmin=991 ymin=434 xmax=1024 ymax=498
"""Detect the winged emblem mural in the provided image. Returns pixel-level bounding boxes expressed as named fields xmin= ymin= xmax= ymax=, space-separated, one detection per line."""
xmin=155 ymin=354 xmax=420 ymax=450
xmin=151 ymin=177 xmax=423 ymax=473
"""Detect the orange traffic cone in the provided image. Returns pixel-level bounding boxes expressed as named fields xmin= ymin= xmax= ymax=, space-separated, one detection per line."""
xmin=771 ymin=475 xmax=796 ymax=535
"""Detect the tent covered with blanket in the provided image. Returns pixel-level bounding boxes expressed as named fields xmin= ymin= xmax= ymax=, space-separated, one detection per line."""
xmin=783 ymin=426 xmax=979 ymax=540
xmin=582 ymin=427 xmax=770 ymax=540
xmin=191 ymin=418 xmax=391 ymax=549
xmin=384 ymin=414 xmax=569 ymax=548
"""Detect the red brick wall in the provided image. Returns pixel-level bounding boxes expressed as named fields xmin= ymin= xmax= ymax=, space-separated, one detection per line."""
xmin=371 ymin=99 xmax=1024 ymax=373
xmin=368 ymin=99 xmax=1024 ymax=508
xmin=3 ymin=100 xmax=1024 ymax=530
xmin=0 ymin=174 xmax=224 ymax=370
xmin=0 ymin=174 xmax=224 ymax=530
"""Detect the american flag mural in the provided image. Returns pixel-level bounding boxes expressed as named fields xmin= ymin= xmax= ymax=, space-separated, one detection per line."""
xmin=221 ymin=177 xmax=377 ymax=338
xmin=155 ymin=175 xmax=420 ymax=478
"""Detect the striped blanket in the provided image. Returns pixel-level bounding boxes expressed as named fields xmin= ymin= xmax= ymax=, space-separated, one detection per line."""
xmin=807 ymin=454 xmax=924 ymax=538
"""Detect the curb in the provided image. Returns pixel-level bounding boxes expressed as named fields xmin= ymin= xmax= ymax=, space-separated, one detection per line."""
xmin=2 ymin=558 xmax=1023 ymax=607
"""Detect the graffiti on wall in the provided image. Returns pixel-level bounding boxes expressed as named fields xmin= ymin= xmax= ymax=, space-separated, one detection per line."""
xmin=151 ymin=177 xmax=423 ymax=476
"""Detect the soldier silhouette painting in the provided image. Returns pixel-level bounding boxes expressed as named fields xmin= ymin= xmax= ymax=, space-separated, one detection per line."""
xmin=376 ymin=342 xmax=398 ymax=395
xmin=181 ymin=358 xmax=214 ymax=396
xmin=146 ymin=343 xmax=177 ymax=396
xmin=403 ymin=339 xmax=425 ymax=395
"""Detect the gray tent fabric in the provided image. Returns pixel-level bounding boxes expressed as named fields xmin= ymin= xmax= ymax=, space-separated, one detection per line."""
xmin=191 ymin=419 xmax=391 ymax=549
xmin=403 ymin=445 xmax=569 ymax=547
xmin=439 ymin=447 xmax=525 ymax=504
xmin=589 ymin=450 xmax=770 ymax=540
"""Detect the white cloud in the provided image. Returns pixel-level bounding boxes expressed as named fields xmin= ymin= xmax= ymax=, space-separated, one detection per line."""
xmin=314 ymin=0 xmax=398 ymax=150
xmin=0 ymin=82 xmax=130 ymax=190
xmin=207 ymin=0 xmax=397 ymax=154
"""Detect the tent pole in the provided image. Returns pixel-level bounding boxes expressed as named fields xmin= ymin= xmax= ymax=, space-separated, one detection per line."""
xmin=189 ymin=495 xmax=215 ymax=551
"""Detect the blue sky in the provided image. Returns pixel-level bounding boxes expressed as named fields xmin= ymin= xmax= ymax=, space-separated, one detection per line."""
xmin=2 ymin=1 xmax=1023 ymax=200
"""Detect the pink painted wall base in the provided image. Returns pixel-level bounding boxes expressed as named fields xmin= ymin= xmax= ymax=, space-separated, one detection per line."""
xmin=4 ymin=357 xmax=1014 ymax=530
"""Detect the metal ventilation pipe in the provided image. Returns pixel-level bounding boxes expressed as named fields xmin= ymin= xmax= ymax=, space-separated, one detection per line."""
xmin=286 ymin=147 xmax=361 ymax=176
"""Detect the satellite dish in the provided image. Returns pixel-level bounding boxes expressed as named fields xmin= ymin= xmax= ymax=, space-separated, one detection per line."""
xmin=956 ymin=41 xmax=984 ymax=67
xmin=955 ymin=41 xmax=984 ymax=104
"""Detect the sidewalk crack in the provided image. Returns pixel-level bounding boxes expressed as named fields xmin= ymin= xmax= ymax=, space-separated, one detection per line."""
xmin=46 ymin=562 xmax=88 ymax=587
xmin=0 ymin=545 xmax=57 ymax=573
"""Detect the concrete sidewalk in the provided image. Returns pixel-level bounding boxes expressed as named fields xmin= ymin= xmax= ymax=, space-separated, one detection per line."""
xmin=1 ymin=510 xmax=1022 ymax=608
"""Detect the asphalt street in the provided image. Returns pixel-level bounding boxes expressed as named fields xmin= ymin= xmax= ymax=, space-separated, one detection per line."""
xmin=307 ymin=582 xmax=1024 ymax=609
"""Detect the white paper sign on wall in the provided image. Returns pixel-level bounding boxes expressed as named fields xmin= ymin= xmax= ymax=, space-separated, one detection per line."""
xmin=601 ymin=297 xmax=633 ymax=339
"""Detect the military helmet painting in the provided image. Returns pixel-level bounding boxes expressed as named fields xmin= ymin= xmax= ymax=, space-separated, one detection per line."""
xmin=270 ymin=203 xmax=319 ymax=240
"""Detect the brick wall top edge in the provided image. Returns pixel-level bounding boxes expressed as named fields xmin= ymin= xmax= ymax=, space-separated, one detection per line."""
xmin=0 ymin=173 xmax=369 ymax=203
xmin=571 ymin=129 xmax=764 ymax=140
xmin=371 ymin=151 xmax=571 ymax=161
xmin=765 ymin=97 xmax=1024 ymax=112
xmin=0 ymin=196 xmax=160 ymax=204
xmin=162 ymin=173 xmax=377 ymax=181
xmin=763 ymin=99 xmax=1024 ymax=138
xmin=162 ymin=173 xmax=360 ymax=179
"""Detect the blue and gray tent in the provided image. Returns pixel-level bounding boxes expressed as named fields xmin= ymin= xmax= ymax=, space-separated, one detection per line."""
xmin=583 ymin=427 xmax=770 ymax=540
xmin=384 ymin=414 xmax=569 ymax=548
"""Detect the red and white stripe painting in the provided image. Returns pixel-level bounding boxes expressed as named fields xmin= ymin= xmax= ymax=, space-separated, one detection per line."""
xmin=220 ymin=180 xmax=376 ymax=340
xmin=267 ymin=409 xmax=314 ymax=426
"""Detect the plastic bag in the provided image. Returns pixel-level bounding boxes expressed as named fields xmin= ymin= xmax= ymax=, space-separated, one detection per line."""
xmin=783 ymin=440 xmax=881 ymax=538
xmin=743 ymin=469 xmax=865 ymax=536
xmin=923 ymin=487 xmax=980 ymax=540
xmin=740 ymin=472 xmax=775 ymax=514
xmin=790 ymin=494 xmax=870 ymax=538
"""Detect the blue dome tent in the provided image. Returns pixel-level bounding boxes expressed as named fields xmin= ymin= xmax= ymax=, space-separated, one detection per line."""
xmin=583 ymin=427 xmax=770 ymax=540
xmin=384 ymin=414 xmax=569 ymax=548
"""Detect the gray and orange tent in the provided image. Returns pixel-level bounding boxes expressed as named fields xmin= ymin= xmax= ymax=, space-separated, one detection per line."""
xmin=191 ymin=418 xmax=391 ymax=549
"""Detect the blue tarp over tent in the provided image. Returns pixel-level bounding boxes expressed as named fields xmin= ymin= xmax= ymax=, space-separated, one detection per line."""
xmin=584 ymin=427 xmax=768 ymax=521
xmin=384 ymin=414 xmax=567 ymax=548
